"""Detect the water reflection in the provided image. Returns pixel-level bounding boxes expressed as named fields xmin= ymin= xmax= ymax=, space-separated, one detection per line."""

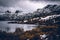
xmin=0 ymin=21 xmax=37 ymax=32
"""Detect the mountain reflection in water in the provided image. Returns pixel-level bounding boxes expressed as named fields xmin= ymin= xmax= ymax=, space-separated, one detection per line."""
xmin=0 ymin=21 xmax=38 ymax=32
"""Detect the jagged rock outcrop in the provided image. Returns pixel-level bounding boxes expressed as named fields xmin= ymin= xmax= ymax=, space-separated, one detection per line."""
xmin=43 ymin=5 xmax=60 ymax=14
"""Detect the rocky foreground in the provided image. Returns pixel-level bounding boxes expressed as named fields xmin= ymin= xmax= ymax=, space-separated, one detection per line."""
xmin=0 ymin=25 xmax=60 ymax=40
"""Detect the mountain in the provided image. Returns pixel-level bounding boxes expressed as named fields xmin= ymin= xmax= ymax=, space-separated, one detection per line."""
xmin=32 ymin=5 xmax=60 ymax=17
xmin=31 ymin=5 xmax=60 ymax=25
xmin=20 ymin=5 xmax=60 ymax=20
xmin=43 ymin=5 xmax=60 ymax=14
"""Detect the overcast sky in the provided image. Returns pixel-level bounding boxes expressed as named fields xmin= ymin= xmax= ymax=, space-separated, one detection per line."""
xmin=0 ymin=0 xmax=60 ymax=13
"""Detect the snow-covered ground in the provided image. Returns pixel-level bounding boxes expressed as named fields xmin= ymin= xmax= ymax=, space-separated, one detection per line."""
xmin=41 ymin=15 xmax=60 ymax=20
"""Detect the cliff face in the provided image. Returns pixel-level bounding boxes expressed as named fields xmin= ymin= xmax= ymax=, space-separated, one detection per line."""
xmin=43 ymin=5 xmax=60 ymax=20
xmin=43 ymin=5 xmax=60 ymax=14
xmin=33 ymin=5 xmax=60 ymax=25
xmin=33 ymin=5 xmax=60 ymax=18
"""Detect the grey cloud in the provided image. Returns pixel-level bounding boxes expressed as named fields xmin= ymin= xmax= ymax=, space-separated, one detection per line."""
xmin=0 ymin=0 xmax=60 ymax=7
xmin=30 ymin=0 xmax=60 ymax=1
xmin=0 ymin=0 xmax=22 ymax=7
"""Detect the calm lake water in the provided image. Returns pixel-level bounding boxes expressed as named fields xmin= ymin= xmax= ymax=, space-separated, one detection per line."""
xmin=0 ymin=21 xmax=38 ymax=32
